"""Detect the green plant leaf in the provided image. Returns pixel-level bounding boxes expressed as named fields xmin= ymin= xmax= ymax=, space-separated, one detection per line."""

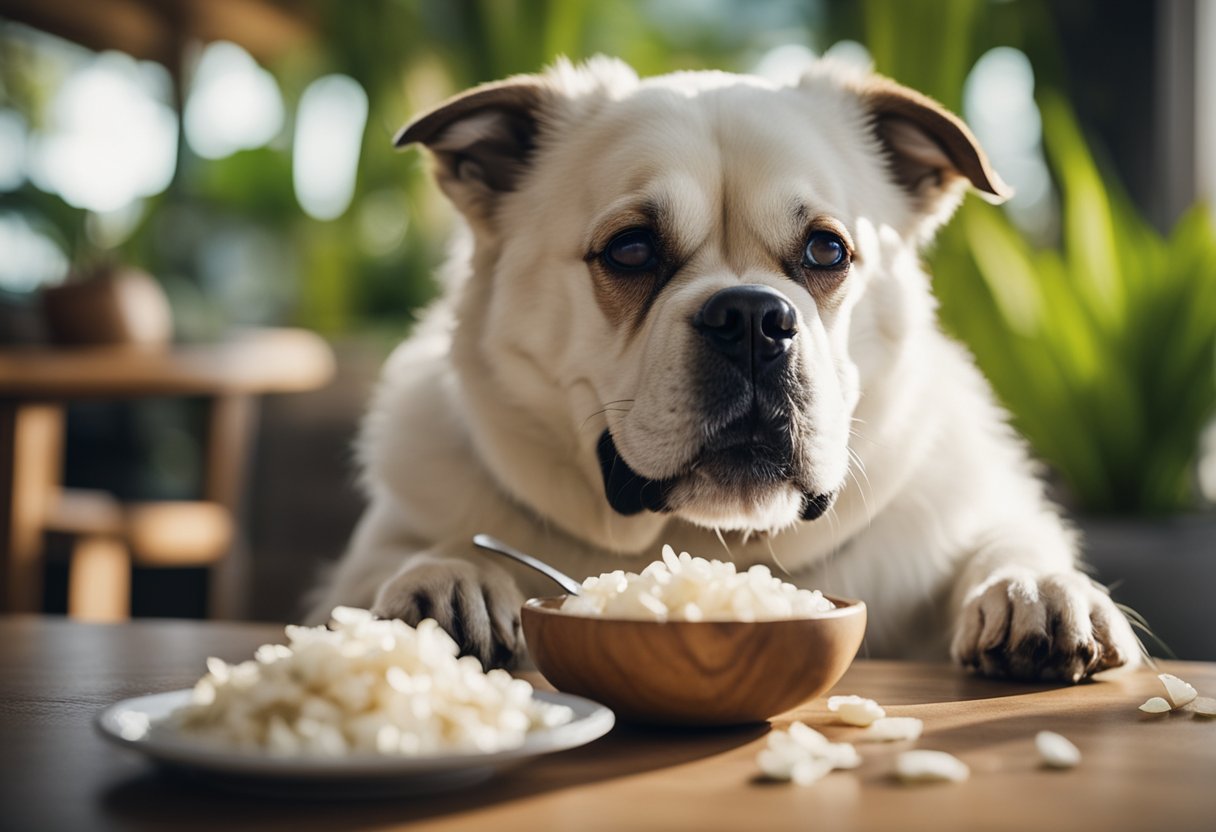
xmin=935 ymin=84 xmax=1216 ymax=513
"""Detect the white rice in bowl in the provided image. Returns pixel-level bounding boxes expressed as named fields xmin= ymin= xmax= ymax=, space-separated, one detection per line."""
xmin=164 ymin=607 xmax=573 ymax=757
xmin=560 ymin=545 xmax=835 ymax=621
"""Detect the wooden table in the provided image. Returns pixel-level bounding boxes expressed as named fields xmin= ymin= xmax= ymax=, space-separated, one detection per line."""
xmin=2 ymin=616 xmax=1213 ymax=832
xmin=0 ymin=329 xmax=334 ymax=618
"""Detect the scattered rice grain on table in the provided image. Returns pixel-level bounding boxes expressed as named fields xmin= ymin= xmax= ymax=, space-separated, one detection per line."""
xmin=828 ymin=695 xmax=885 ymax=727
xmin=1158 ymin=673 xmax=1198 ymax=709
xmin=1036 ymin=731 xmax=1081 ymax=769
xmin=757 ymin=722 xmax=860 ymax=785
xmin=894 ymin=750 xmax=970 ymax=784
xmin=1138 ymin=696 xmax=1172 ymax=714
xmin=860 ymin=716 xmax=923 ymax=742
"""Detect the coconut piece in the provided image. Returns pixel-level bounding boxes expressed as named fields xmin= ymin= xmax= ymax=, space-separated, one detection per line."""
xmin=756 ymin=721 xmax=862 ymax=784
xmin=822 ymin=741 xmax=863 ymax=770
xmin=757 ymin=748 xmax=800 ymax=781
xmin=1158 ymin=673 xmax=1198 ymax=708
xmin=894 ymin=750 xmax=970 ymax=784
xmin=1035 ymin=731 xmax=1081 ymax=769
xmin=1189 ymin=696 xmax=1216 ymax=718
xmin=790 ymin=757 xmax=835 ymax=786
xmin=1138 ymin=697 xmax=1171 ymax=714
xmin=828 ymin=695 xmax=886 ymax=726
xmin=861 ymin=716 xmax=924 ymax=742
xmin=787 ymin=721 xmax=831 ymax=752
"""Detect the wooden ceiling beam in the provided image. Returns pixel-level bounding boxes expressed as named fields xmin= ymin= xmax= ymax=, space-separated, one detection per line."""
xmin=0 ymin=0 xmax=313 ymax=65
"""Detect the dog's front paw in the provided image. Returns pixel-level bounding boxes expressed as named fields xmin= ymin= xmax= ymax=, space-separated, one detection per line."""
xmin=372 ymin=557 xmax=524 ymax=669
xmin=951 ymin=569 xmax=1140 ymax=682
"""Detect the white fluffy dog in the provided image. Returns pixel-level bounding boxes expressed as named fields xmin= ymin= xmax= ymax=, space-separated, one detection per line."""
xmin=310 ymin=57 xmax=1139 ymax=681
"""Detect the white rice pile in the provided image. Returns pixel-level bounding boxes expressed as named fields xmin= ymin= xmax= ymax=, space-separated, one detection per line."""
xmin=167 ymin=607 xmax=573 ymax=757
xmin=560 ymin=544 xmax=835 ymax=621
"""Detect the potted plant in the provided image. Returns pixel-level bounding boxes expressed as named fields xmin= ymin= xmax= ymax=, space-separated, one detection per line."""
xmin=930 ymin=95 xmax=1216 ymax=659
xmin=40 ymin=260 xmax=173 ymax=347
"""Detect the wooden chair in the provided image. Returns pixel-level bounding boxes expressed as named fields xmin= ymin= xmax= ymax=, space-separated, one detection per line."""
xmin=47 ymin=490 xmax=234 ymax=621
xmin=0 ymin=329 xmax=334 ymax=620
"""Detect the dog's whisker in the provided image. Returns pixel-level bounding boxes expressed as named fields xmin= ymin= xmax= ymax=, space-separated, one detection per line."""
xmin=850 ymin=465 xmax=874 ymax=502
xmin=578 ymin=405 xmax=635 ymax=432
xmin=847 ymin=430 xmax=871 ymax=451
xmin=818 ymin=500 xmax=841 ymax=557
xmin=1115 ymin=602 xmax=1167 ymax=663
xmin=764 ymin=535 xmax=793 ymax=579
xmin=845 ymin=465 xmax=874 ymax=528
xmin=848 ymin=425 xmax=889 ymax=453
xmin=844 ymin=446 xmax=875 ymax=524
xmin=712 ymin=527 xmax=734 ymax=563
xmin=845 ymin=442 xmax=869 ymax=474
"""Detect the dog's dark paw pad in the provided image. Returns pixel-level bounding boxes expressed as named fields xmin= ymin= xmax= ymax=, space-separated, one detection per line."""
xmin=1006 ymin=633 xmax=1051 ymax=679
xmin=1039 ymin=641 xmax=1098 ymax=684
xmin=979 ymin=645 xmax=1011 ymax=679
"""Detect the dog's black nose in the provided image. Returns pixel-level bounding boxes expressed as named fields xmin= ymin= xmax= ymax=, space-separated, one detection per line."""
xmin=693 ymin=285 xmax=797 ymax=375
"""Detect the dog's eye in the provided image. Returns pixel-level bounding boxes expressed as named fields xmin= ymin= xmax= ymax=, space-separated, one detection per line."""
xmin=603 ymin=229 xmax=657 ymax=271
xmin=802 ymin=231 xmax=848 ymax=269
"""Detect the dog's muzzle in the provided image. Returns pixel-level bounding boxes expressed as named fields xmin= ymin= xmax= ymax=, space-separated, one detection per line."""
xmin=595 ymin=286 xmax=836 ymax=522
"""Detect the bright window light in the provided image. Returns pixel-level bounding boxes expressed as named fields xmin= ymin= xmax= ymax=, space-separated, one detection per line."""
xmin=184 ymin=41 xmax=285 ymax=160
xmin=0 ymin=213 xmax=69 ymax=293
xmin=293 ymin=74 xmax=369 ymax=221
xmin=753 ymin=43 xmax=818 ymax=84
xmin=1197 ymin=0 xmax=1216 ymax=206
xmin=965 ymin=47 xmax=1041 ymax=159
xmin=0 ymin=109 xmax=27 ymax=191
xmin=357 ymin=189 xmax=409 ymax=256
xmin=964 ymin=47 xmax=1054 ymax=238
xmin=822 ymin=40 xmax=873 ymax=73
xmin=26 ymin=52 xmax=178 ymax=213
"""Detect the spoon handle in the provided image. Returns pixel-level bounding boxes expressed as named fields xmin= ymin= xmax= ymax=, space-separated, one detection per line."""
xmin=472 ymin=534 xmax=583 ymax=596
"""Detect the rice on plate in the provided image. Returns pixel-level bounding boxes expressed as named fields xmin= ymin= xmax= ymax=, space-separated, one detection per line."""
xmin=164 ymin=607 xmax=573 ymax=757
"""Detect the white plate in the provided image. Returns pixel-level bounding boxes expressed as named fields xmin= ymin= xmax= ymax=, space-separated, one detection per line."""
xmin=97 ymin=689 xmax=614 ymax=798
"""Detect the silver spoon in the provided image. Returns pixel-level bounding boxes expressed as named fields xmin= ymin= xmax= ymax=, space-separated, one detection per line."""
xmin=472 ymin=534 xmax=583 ymax=596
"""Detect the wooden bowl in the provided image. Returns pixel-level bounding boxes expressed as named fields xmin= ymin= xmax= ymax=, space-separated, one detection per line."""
xmin=521 ymin=595 xmax=866 ymax=726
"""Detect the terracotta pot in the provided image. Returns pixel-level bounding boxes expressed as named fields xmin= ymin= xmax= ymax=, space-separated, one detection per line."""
xmin=41 ymin=267 xmax=173 ymax=346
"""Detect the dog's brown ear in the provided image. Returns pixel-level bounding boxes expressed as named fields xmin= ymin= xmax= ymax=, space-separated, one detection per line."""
xmin=855 ymin=76 xmax=1011 ymax=219
xmin=394 ymin=77 xmax=551 ymax=221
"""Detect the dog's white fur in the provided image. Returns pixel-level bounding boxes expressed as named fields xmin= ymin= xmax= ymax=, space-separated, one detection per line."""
xmin=310 ymin=58 xmax=1139 ymax=681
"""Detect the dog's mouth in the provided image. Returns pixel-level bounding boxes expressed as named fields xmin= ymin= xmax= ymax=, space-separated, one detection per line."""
xmin=596 ymin=429 xmax=836 ymax=521
xmin=596 ymin=430 xmax=676 ymax=516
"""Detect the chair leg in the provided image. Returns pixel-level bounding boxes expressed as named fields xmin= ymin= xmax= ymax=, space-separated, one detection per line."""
xmin=68 ymin=536 xmax=131 ymax=622
xmin=204 ymin=394 xmax=256 ymax=619
xmin=1 ymin=402 xmax=66 ymax=613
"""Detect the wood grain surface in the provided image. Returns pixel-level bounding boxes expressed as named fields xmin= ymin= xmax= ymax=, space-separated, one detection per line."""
xmin=1 ymin=616 xmax=1213 ymax=832
xmin=0 ymin=328 xmax=333 ymax=399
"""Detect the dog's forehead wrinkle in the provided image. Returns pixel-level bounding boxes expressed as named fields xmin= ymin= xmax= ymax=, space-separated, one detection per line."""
xmin=562 ymin=80 xmax=879 ymax=275
xmin=718 ymin=148 xmax=854 ymax=274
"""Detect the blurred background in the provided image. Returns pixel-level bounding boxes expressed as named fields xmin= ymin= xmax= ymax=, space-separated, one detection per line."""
xmin=0 ymin=0 xmax=1213 ymax=656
